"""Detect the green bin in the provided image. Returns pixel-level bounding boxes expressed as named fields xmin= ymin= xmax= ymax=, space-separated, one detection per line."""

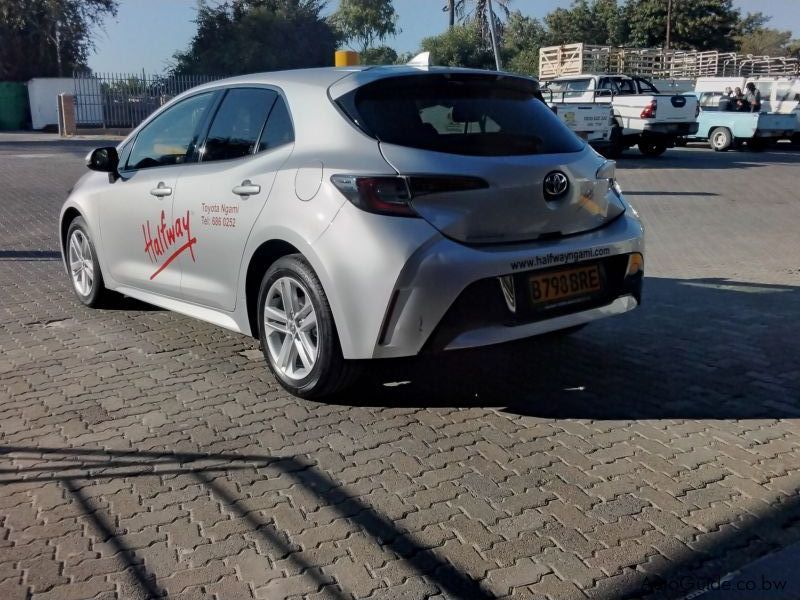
xmin=0 ymin=82 xmax=29 ymax=130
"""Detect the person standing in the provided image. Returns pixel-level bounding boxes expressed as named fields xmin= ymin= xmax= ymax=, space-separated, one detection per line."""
xmin=745 ymin=82 xmax=762 ymax=112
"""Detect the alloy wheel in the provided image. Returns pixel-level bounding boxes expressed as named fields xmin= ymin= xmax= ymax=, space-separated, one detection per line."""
xmin=68 ymin=229 xmax=94 ymax=297
xmin=263 ymin=276 xmax=319 ymax=380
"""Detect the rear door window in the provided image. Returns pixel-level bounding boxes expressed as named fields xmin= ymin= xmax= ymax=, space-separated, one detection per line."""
xmin=202 ymin=88 xmax=278 ymax=162
xmin=337 ymin=74 xmax=583 ymax=156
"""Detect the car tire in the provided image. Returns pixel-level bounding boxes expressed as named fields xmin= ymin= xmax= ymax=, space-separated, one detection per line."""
xmin=709 ymin=127 xmax=732 ymax=151
xmin=604 ymin=126 xmax=624 ymax=158
xmin=747 ymin=138 xmax=767 ymax=152
xmin=65 ymin=216 xmax=113 ymax=308
xmin=257 ymin=254 xmax=360 ymax=398
xmin=791 ymin=133 xmax=800 ymax=147
xmin=638 ymin=140 xmax=667 ymax=157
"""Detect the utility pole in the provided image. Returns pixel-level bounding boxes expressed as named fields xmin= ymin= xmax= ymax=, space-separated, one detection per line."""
xmin=487 ymin=0 xmax=502 ymax=70
xmin=665 ymin=0 xmax=673 ymax=50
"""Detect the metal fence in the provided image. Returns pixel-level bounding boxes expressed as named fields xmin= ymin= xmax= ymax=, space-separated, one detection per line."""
xmin=72 ymin=72 xmax=223 ymax=129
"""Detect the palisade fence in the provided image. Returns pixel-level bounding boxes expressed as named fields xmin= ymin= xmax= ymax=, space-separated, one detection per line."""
xmin=72 ymin=72 xmax=224 ymax=129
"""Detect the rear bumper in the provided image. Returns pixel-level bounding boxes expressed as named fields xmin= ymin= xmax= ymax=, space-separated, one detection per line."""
xmin=371 ymin=208 xmax=644 ymax=359
xmin=642 ymin=122 xmax=699 ymax=136
xmin=441 ymin=295 xmax=638 ymax=351
xmin=753 ymin=130 xmax=795 ymax=138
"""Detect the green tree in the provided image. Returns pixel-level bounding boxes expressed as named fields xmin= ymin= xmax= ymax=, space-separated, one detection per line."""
xmin=457 ymin=0 xmax=512 ymax=41
xmin=502 ymin=10 xmax=546 ymax=76
xmin=330 ymin=0 xmax=398 ymax=54
xmin=0 ymin=0 xmax=117 ymax=80
xmin=359 ymin=45 xmax=398 ymax=64
xmin=172 ymin=0 xmax=338 ymax=75
xmin=420 ymin=22 xmax=494 ymax=69
xmin=624 ymin=0 xmax=742 ymax=51
xmin=737 ymin=28 xmax=793 ymax=56
xmin=544 ymin=0 xmax=626 ymax=46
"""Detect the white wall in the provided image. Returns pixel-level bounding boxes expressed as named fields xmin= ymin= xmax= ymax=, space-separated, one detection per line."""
xmin=27 ymin=78 xmax=74 ymax=130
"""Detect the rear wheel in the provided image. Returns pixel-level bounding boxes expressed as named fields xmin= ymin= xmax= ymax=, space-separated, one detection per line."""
xmin=638 ymin=140 xmax=667 ymax=157
xmin=747 ymin=137 xmax=767 ymax=152
xmin=709 ymin=127 xmax=732 ymax=151
xmin=66 ymin=217 xmax=113 ymax=308
xmin=257 ymin=254 xmax=359 ymax=398
xmin=603 ymin=126 xmax=624 ymax=158
xmin=791 ymin=133 xmax=800 ymax=147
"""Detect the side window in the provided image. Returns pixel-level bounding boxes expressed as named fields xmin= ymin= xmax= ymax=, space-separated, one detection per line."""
xmin=699 ymin=92 xmax=722 ymax=111
xmin=637 ymin=78 xmax=658 ymax=94
xmin=614 ymin=79 xmax=636 ymax=95
xmin=775 ymin=83 xmax=795 ymax=102
xmin=127 ymin=92 xmax=214 ymax=170
xmin=258 ymin=96 xmax=295 ymax=152
xmin=202 ymin=88 xmax=278 ymax=162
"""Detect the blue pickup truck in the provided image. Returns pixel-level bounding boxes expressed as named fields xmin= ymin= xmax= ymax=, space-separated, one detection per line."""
xmin=687 ymin=92 xmax=796 ymax=151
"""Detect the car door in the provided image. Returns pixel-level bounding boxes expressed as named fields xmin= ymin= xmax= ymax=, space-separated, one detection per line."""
xmin=172 ymin=87 xmax=295 ymax=311
xmin=97 ymin=91 xmax=218 ymax=297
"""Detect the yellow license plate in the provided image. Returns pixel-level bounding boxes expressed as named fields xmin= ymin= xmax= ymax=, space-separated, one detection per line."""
xmin=529 ymin=264 xmax=602 ymax=304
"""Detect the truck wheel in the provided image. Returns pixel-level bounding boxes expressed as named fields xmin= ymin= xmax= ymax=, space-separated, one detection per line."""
xmin=638 ymin=140 xmax=667 ymax=157
xmin=791 ymin=133 xmax=800 ymax=147
xmin=747 ymin=138 xmax=767 ymax=152
xmin=604 ymin=126 xmax=623 ymax=158
xmin=709 ymin=127 xmax=732 ymax=152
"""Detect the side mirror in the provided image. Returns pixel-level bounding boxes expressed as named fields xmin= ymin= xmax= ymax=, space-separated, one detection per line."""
xmin=86 ymin=147 xmax=119 ymax=173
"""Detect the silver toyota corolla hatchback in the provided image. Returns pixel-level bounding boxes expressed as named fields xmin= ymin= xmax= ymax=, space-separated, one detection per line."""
xmin=60 ymin=65 xmax=644 ymax=397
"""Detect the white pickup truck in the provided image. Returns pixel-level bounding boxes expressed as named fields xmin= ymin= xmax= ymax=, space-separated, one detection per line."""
xmin=541 ymin=88 xmax=615 ymax=155
xmin=547 ymin=74 xmax=700 ymax=157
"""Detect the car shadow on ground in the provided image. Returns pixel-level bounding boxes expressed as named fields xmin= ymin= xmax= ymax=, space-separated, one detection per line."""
xmin=331 ymin=276 xmax=800 ymax=421
xmin=616 ymin=147 xmax=800 ymax=170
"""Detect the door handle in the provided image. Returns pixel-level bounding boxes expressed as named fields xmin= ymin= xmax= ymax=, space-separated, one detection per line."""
xmin=232 ymin=180 xmax=261 ymax=197
xmin=150 ymin=182 xmax=172 ymax=197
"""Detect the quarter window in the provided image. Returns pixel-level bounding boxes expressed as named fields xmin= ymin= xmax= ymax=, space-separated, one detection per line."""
xmin=202 ymin=88 xmax=278 ymax=162
xmin=127 ymin=92 xmax=214 ymax=170
xmin=258 ymin=96 xmax=295 ymax=152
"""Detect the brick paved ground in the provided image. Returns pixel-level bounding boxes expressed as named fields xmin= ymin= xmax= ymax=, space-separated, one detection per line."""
xmin=1 ymin=135 xmax=800 ymax=600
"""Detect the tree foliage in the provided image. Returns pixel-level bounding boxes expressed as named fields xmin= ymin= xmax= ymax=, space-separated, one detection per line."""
xmin=421 ymin=22 xmax=495 ymax=70
xmin=0 ymin=0 xmax=117 ymax=80
xmin=331 ymin=0 xmax=398 ymax=54
xmin=359 ymin=44 xmax=398 ymax=65
xmin=624 ymin=0 xmax=741 ymax=51
xmin=172 ymin=0 xmax=338 ymax=75
xmin=737 ymin=28 xmax=794 ymax=56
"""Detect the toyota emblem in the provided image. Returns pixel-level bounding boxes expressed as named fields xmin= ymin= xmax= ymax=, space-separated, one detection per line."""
xmin=543 ymin=171 xmax=569 ymax=199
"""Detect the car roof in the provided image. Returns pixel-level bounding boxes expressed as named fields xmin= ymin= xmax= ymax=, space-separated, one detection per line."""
xmin=188 ymin=65 xmax=536 ymax=97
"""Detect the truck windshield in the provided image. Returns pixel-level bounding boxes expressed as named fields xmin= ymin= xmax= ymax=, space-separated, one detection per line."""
xmin=337 ymin=73 xmax=584 ymax=156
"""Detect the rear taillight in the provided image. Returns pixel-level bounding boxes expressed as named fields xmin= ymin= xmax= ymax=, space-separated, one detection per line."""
xmin=330 ymin=175 xmax=414 ymax=216
xmin=331 ymin=175 xmax=487 ymax=217
xmin=695 ymin=103 xmax=700 ymax=118
xmin=640 ymin=99 xmax=657 ymax=119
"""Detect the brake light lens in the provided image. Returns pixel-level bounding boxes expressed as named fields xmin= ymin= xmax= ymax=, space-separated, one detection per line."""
xmin=640 ymin=99 xmax=657 ymax=119
xmin=695 ymin=102 xmax=700 ymax=118
xmin=330 ymin=175 xmax=487 ymax=217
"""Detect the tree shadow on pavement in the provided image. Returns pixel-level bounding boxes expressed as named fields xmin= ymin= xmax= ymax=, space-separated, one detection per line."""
xmin=0 ymin=446 xmax=493 ymax=600
xmin=333 ymin=277 xmax=800 ymax=421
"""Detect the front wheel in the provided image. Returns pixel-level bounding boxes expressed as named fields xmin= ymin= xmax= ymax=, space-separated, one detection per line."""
xmin=638 ymin=140 xmax=667 ymax=157
xmin=66 ymin=217 xmax=113 ymax=307
xmin=257 ymin=254 xmax=359 ymax=398
xmin=709 ymin=127 xmax=732 ymax=151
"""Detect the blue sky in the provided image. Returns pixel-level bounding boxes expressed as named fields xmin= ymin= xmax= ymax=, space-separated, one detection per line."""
xmin=88 ymin=0 xmax=800 ymax=74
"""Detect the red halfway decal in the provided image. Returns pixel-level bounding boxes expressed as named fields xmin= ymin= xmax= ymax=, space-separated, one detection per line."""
xmin=142 ymin=210 xmax=197 ymax=280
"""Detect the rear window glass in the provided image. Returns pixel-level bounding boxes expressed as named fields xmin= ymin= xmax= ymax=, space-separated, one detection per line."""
xmin=337 ymin=74 xmax=583 ymax=156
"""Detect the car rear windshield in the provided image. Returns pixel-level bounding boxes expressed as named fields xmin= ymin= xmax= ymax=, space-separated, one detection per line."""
xmin=336 ymin=73 xmax=584 ymax=156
